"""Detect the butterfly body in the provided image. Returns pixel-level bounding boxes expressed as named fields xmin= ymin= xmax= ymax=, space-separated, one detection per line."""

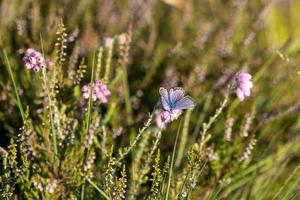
xmin=166 ymin=94 xmax=176 ymax=111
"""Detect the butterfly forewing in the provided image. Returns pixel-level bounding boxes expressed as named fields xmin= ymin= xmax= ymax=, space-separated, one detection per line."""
xmin=173 ymin=96 xmax=195 ymax=110
xmin=159 ymin=87 xmax=171 ymax=111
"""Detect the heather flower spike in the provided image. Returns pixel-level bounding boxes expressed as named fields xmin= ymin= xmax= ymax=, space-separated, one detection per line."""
xmin=82 ymin=80 xmax=111 ymax=103
xmin=155 ymin=87 xmax=195 ymax=129
xmin=23 ymin=48 xmax=46 ymax=72
xmin=233 ymin=72 xmax=253 ymax=101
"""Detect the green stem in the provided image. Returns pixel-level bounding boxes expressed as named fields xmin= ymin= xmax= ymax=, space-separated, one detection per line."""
xmin=199 ymin=92 xmax=229 ymax=152
xmin=40 ymin=35 xmax=59 ymax=166
xmin=86 ymin=178 xmax=111 ymax=200
xmin=148 ymin=130 xmax=163 ymax=164
xmin=104 ymin=38 xmax=115 ymax=84
xmin=42 ymin=68 xmax=59 ymax=165
xmin=122 ymin=68 xmax=133 ymax=125
xmin=3 ymin=49 xmax=25 ymax=122
xmin=272 ymin=165 xmax=300 ymax=200
xmin=176 ymin=109 xmax=193 ymax=167
xmin=101 ymin=125 xmax=107 ymax=155
xmin=177 ymin=169 xmax=191 ymax=198
xmin=165 ymin=119 xmax=182 ymax=200
xmin=81 ymin=184 xmax=85 ymax=200
xmin=81 ymin=52 xmax=96 ymax=200
xmin=96 ymin=47 xmax=103 ymax=80
xmin=130 ymin=129 xmax=162 ymax=199
xmin=84 ymin=52 xmax=96 ymax=155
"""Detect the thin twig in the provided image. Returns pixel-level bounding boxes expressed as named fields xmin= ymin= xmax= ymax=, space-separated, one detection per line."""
xmin=115 ymin=113 xmax=153 ymax=166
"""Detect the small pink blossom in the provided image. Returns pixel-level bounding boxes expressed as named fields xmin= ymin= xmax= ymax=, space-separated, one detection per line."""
xmin=22 ymin=48 xmax=46 ymax=72
xmin=155 ymin=109 xmax=182 ymax=129
xmin=234 ymin=72 xmax=253 ymax=101
xmin=82 ymin=80 xmax=111 ymax=103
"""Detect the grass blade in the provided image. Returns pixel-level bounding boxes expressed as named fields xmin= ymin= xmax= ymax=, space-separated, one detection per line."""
xmin=3 ymin=49 xmax=25 ymax=122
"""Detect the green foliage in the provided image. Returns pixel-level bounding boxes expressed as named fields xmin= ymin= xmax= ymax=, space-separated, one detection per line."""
xmin=113 ymin=165 xmax=127 ymax=200
xmin=149 ymin=150 xmax=163 ymax=200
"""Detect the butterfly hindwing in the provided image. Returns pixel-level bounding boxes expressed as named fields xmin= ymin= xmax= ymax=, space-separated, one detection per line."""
xmin=173 ymin=96 xmax=195 ymax=110
xmin=169 ymin=87 xmax=185 ymax=105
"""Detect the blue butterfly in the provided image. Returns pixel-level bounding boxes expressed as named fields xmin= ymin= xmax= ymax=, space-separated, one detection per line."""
xmin=159 ymin=87 xmax=195 ymax=111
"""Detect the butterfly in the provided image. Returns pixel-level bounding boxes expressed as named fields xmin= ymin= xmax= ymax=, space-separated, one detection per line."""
xmin=159 ymin=87 xmax=195 ymax=112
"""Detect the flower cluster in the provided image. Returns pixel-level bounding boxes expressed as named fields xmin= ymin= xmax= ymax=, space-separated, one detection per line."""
xmin=82 ymin=80 xmax=111 ymax=103
xmin=233 ymin=72 xmax=253 ymax=101
xmin=22 ymin=48 xmax=46 ymax=72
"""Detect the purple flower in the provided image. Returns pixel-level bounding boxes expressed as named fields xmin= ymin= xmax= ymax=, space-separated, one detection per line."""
xmin=155 ymin=109 xmax=182 ymax=129
xmin=233 ymin=72 xmax=253 ymax=101
xmin=22 ymin=48 xmax=46 ymax=72
xmin=82 ymin=80 xmax=111 ymax=103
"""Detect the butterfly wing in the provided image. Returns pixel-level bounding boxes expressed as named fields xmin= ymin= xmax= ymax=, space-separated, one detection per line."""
xmin=169 ymin=87 xmax=185 ymax=105
xmin=159 ymin=87 xmax=171 ymax=111
xmin=173 ymin=96 xmax=195 ymax=110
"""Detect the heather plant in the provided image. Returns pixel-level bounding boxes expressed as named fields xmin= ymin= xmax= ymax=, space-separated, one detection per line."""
xmin=1 ymin=0 xmax=300 ymax=200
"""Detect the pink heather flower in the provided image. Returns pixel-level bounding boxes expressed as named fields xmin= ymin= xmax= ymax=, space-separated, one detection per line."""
xmin=234 ymin=72 xmax=253 ymax=101
xmin=82 ymin=80 xmax=111 ymax=103
xmin=22 ymin=48 xmax=46 ymax=72
xmin=155 ymin=109 xmax=182 ymax=129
